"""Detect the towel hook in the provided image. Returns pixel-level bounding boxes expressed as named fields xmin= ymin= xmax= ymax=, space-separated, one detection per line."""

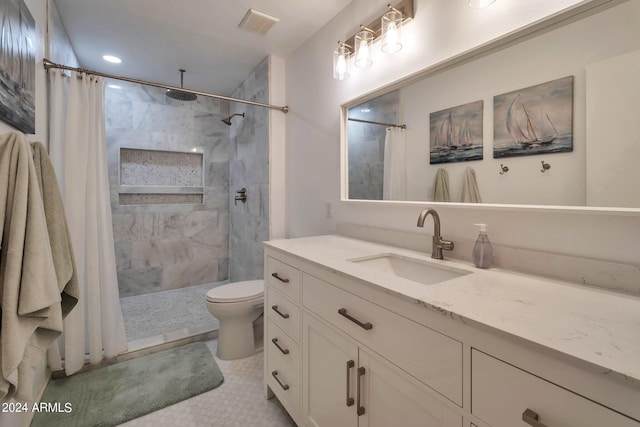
xmin=540 ymin=160 xmax=551 ymax=173
xmin=499 ymin=164 xmax=509 ymax=175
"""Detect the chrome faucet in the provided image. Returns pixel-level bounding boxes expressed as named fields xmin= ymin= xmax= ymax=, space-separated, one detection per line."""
xmin=417 ymin=209 xmax=454 ymax=260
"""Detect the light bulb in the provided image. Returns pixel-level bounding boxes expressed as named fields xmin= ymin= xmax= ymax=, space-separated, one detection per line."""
xmin=333 ymin=42 xmax=351 ymax=80
xmin=354 ymin=31 xmax=373 ymax=69
xmin=383 ymin=22 xmax=402 ymax=53
xmin=382 ymin=10 xmax=403 ymax=54
xmin=336 ymin=54 xmax=347 ymax=77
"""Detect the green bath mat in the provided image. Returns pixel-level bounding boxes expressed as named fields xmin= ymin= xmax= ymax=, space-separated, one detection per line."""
xmin=31 ymin=342 xmax=224 ymax=427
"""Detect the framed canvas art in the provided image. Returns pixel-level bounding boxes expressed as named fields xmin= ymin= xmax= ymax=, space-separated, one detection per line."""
xmin=429 ymin=100 xmax=483 ymax=164
xmin=0 ymin=0 xmax=36 ymax=134
xmin=493 ymin=76 xmax=573 ymax=159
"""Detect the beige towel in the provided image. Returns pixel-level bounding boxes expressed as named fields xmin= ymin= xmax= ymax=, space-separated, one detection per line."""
xmin=433 ymin=168 xmax=451 ymax=202
xmin=0 ymin=132 xmax=62 ymax=401
xmin=31 ymin=141 xmax=79 ymax=317
xmin=460 ymin=167 xmax=482 ymax=203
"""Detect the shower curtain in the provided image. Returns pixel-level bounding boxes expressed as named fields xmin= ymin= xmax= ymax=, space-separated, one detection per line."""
xmin=383 ymin=127 xmax=407 ymax=200
xmin=47 ymin=70 xmax=127 ymax=375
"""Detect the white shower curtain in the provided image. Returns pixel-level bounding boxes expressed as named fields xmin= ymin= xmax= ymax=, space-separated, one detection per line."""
xmin=47 ymin=70 xmax=127 ymax=375
xmin=383 ymin=127 xmax=407 ymax=200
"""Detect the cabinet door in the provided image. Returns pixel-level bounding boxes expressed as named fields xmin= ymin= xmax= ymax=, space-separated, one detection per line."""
xmin=303 ymin=313 xmax=358 ymax=427
xmin=359 ymin=349 xmax=462 ymax=427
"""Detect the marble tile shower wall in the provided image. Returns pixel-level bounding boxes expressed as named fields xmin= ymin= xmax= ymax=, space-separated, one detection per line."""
xmin=347 ymin=91 xmax=400 ymax=200
xmin=105 ymin=81 xmax=230 ymax=297
xmin=228 ymin=58 xmax=269 ymax=281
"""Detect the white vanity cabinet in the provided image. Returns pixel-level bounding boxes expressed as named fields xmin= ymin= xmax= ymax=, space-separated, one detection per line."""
xmin=265 ymin=248 xmax=463 ymax=427
xmin=263 ymin=240 xmax=640 ymax=427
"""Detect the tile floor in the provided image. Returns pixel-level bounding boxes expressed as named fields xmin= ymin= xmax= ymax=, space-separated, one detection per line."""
xmin=119 ymin=341 xmax=296 ymax=427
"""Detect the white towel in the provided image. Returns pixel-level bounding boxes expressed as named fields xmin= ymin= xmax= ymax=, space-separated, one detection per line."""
xmin=460 ymin=167 xmax=482 ymax=203
xmin=383 ymin=127 xmax=407 ymax=200
xmin=0 ymin=131 xmax=62 ymax=401
xmin=433 ymin=168 xmax=451 ymax=202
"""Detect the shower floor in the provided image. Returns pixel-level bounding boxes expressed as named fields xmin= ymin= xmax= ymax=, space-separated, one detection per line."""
xmin=120 ymin=281 xmax=227 ymax=345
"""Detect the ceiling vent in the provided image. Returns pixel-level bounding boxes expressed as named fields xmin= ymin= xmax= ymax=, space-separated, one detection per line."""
xmin=239 ymin=9 xmax=280 ymax=35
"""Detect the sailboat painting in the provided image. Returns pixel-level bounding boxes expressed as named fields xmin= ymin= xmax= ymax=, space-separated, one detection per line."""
xmin=493 ymin=76 xmax=573 ymax=159
xmin=0 ymin=0 xmax=36 ymax=133
xmin=429 ymin=100 xmax=483 ymax=164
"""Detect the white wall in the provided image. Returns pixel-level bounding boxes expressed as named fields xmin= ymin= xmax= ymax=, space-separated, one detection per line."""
xmin=286 ymin=0 xmax=640 ymax=265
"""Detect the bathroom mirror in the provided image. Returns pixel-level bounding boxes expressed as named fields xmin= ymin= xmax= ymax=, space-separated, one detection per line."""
xmin=343 ymin=1 xmax=640 ymax=209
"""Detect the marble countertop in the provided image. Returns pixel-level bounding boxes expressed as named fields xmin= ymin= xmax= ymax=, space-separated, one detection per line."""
xmin=265 ymin=235 xmax=640 ymax=388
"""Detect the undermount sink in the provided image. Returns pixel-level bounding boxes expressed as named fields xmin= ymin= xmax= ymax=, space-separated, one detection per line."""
xmin=350 ymin=253 xmax=471 ymax=286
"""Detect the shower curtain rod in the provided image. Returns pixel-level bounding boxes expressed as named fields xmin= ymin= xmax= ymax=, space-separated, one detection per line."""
xmin=347 ymin=117 xmax=406 ymax=129
xmin=43 ymin=59 xmax=289 ymax=113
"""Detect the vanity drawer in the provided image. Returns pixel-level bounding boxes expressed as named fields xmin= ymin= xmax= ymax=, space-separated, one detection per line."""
xmin=471 ymin=350 xmax=639 ymax=427
xmin=266 ymin=256 xmax=302 ymax=303
xmin=267 ymin=319 xmax=301 ymax=368
xmin=267 ymin=336 xmax=301 ymax=417
xmin=303 ymin=273 xmax=463 ymax=406
xmin=266 ymin=287 xmax=302 ymax=342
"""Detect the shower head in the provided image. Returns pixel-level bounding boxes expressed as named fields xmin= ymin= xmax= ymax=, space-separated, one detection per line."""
xmin=221 ymin=112 xmax=245 ymax=126
xmin=166 ymin=69 xmax=197 ymax=101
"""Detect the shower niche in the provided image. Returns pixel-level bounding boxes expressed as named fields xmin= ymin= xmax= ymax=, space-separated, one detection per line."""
xmin=118 ymin=147 xmax=205 ymax=205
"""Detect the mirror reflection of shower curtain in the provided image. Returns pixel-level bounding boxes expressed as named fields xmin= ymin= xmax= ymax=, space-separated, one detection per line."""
xmin=383 ymin=127 xmax=406 ymax=200
xmin=47 ymin=70 xmax=127 ymax=375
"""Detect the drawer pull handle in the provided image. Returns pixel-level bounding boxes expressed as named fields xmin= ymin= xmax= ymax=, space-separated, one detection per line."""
xmin=271 ymin=370 xmax=290 ymax=391
xmin=522 ymin=409 xmax=549 ymax=427
xmin=271 ymin=338 xmax=290 ymax=355
xmin=357 ymin=366 xmax=366 ymax=416
xmin=346 ymin=360 xmax=355 ymax=407
xmin=338 ymin=308 xmax=373 ymax=330
xmin=271 ymin=305 xmax=290 ymax=319
xmin=271 ymin=272 xmax=290 ymax=283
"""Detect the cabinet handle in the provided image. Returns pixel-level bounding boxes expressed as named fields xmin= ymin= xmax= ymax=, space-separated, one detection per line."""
xmin=357 ymin=366 xmax=366 ymax=416
xmin=271 ymin=338 xmax=290 ymax=355
xmin=338 ymin=308 xmax=373 ymax=330
xmin=522 ymin=409 xmax=549 ymax=427
xmin=271 ymin=305 xmax=290 ymax=319
xmin=271 ymin=272 xmax=290 ymax=283
xmin=272 ymin=370 xmax=290 ymax=391
xmin=346 ymin=360 xmax=355 ymax=407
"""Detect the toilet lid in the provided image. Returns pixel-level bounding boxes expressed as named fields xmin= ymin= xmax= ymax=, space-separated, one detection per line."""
xmin=206 ymin=280 xmax=264 ymax=303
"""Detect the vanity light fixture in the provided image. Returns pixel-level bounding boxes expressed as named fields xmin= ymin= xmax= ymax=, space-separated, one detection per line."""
xmin=333 ymin=41 xmax=352 ymax=80
xmin=354 ymin=26 xmax=374 ymax=69
xmin=468 ymin=0 xmax=497 ymax=8
xmin=333 ymin=0 xmax=414 ymax=80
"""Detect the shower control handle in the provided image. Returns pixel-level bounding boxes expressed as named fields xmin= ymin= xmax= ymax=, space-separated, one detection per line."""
xmin=234 ymin=188 xmax=247 ymax=205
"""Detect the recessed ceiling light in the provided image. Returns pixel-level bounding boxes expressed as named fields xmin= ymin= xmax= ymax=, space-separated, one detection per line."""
xmin=102 ymin=55 xmax=122 ymax=64
xmin=107 ymin=84 xmax=122 ymax=90
xmin=360 ymin=108 xmax=371 ymax=113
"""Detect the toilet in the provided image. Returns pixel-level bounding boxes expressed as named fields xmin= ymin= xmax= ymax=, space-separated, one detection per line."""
xmin=206 ymin=280 xmax=264 ymax=360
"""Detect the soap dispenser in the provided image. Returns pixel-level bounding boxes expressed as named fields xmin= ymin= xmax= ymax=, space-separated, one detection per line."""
xmin=472 ymin=223 xmax=494 ymax=269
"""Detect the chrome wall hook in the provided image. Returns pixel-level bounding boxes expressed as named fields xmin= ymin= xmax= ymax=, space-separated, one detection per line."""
xmin=499 ymin=164 xmax=509 ymax=175
xmin=540 ymin=161 xmax=551 ymax=173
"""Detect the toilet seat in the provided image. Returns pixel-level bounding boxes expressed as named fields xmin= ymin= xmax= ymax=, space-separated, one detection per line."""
xmin=206 ymin=280 xmax=264 ymax=303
